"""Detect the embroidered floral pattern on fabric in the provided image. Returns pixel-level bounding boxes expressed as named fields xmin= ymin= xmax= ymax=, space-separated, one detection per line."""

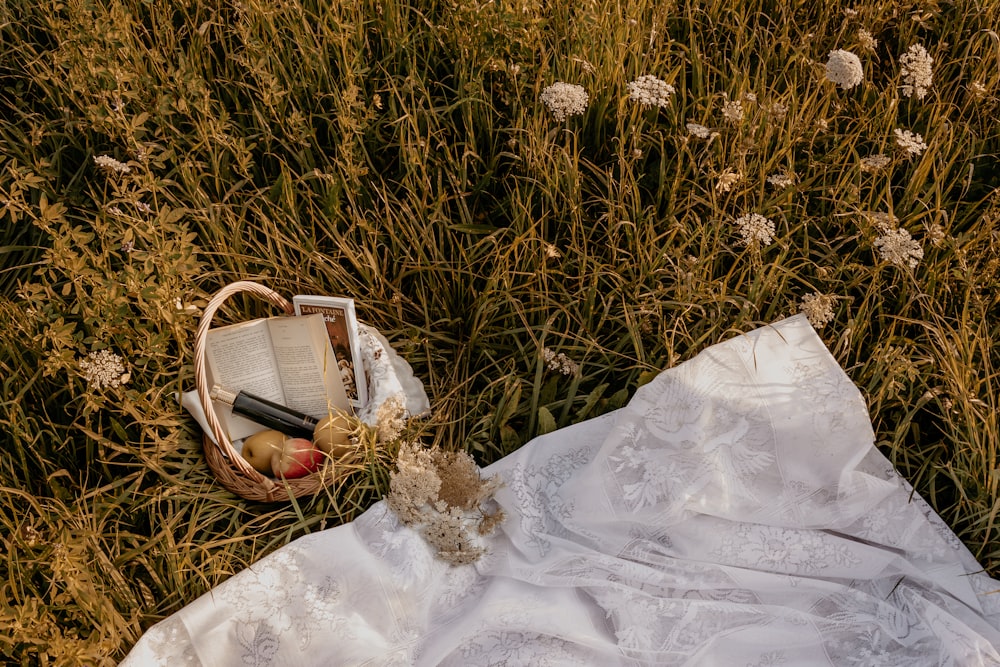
xmin=122 ymin=315 xmax=1000 ymax=667
xmin=505 ymin=448 xmax=593 ymax=557
xmin=712 ymin=523 xmax=862 ymax=574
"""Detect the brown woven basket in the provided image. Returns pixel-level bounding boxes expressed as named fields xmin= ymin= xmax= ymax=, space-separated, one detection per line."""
xmin=194 ymin=280 xmax=341 ymax=502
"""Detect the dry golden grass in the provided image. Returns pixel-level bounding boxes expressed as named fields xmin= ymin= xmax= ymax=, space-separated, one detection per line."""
xmin=1 ymin=0 xmax=998 ymax=661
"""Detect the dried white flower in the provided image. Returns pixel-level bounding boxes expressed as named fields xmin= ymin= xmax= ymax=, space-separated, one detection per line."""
xmin=79 ymin=349 xmax=129 ymax=389
xmin=542 ymin=347 xmax=579 ymax=376
xmin=799 ymin=292 xmax=836 ymax=328
xmin=899 ymin=44 xmax=933 ymax=100
xmin=93 ymin=155 xmax=131 ymax=174
xmin=716 ymin=169 xmax=741 ymax=193
xmin=733 ymin=213 xmax=776 ymax=247
xmin=540 ymin=82 xmax=589 ymax=121
xmin=767 ymin=101 xmax=789 ymax=118
xmin=135 ymin=201 xmax=152 ymax=214
xmin=721 ymin=99 xmax=744 ymax=124
xmin=375 ymin=394 xmax=408 ymax=443
xmin=863 ymin=211 xmax=898 ymax=231
xmin=969 ymin=81 xmax=988 ymax=99
xmin=627 ymin=75 xmax=675 ymax=108
xmin=857 ymin=29 xmax=878 ymax=52
xmin=860 ymin=153 xmax=892 ymax=172
xmin=386 ymin=442 xmax=504 ymax=566
xmin=825 ymin=49 xmax=864 ymax=89
xmin=543 ymin=242 xmax=561 ymax=260
xmin=893 ymin=128 xmax=927 ymax=157
xmin=874 ymin=227 xmax=923 ymax=268
xmin=766 ymin=171 xmax=796 ymax=189
xmin=686 ymin=122 xmax=716 ymax=139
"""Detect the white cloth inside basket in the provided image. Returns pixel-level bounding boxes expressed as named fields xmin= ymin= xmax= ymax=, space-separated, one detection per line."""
xmin=181 ymin=323 xmax=430 ymax=448
xmin=128 ymin=315 xmax=1000 ymax=665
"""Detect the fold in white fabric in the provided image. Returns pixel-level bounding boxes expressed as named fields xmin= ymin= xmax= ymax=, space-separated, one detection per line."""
xmin=122 ymin=315 xmax=1000 ymax=666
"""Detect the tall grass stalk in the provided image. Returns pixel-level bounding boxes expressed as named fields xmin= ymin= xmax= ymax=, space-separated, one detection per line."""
xmin=1 ymin=0 xmax=998 ymax=661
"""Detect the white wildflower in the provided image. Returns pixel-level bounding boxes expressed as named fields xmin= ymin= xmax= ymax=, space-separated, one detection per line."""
xmin=627 ymin=75 xmax=675 ymax=108
xmin=767 ymin=171 xmax=796 ymax=188
xmin=542 ymin=348 xmax=579 ymax=376
xmin=874 ymin=227 xmax=923 ymax=268
xmin=686 ymin=122 xmax=716 ymax=139
xmin=799 ymin=292 xmax=836 ymax=328
xmin=969 ymin=81 xmax=988 ymax=99
xmin=79 ymin=349 xmax=129 ymax=389
xmin=860 ymin=153 xmax=892 ymax=172
xmin=721 ymin=99 xmax=744 ymax=124
xmin=825 ymin=49 xmax=864 ymax=89
xmin=93 ymin=155 xmax=131 ymax=175
xmin=899 ymin=44 xmax=933 ymax=100
xmin=540 ymin=82 xmax=589 ymax=121
xmin=716 ymin=169 xmax=741 ymax=193
xmin=862 ymin=211 xmax=897 ymax=232
xmin=375 ymin=394 xmax=408 ymax=443
xmin=733 ymin=213 xmax=776 ymax=247
xmin=858 ymin=29 xmax=878 ymax=52
xmin=893 ymin=128 xmax=927 ymax=157
xmin=767 ymin=101 xmax=789 ymax=118
xmin=543 ymin=242 xmax=561 ymax=260
xmin=135 ymin=201 xmax=152 ymax=214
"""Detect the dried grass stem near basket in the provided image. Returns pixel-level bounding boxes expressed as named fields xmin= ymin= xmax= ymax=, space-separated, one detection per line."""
xmin=194 ymin=281 xmax=341 ymax=502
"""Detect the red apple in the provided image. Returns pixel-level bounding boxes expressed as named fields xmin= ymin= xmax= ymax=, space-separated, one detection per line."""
xmin=271 ymin=438 xmax=323 ymax=479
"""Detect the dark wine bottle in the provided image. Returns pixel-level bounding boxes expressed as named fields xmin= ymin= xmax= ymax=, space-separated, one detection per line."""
xmin=210 ymin=385 xmax=318 ymax=439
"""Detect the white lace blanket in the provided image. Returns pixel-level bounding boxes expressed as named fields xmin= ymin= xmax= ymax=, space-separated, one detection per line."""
xmin=123 ymin=315 xmax=1000 ymax=666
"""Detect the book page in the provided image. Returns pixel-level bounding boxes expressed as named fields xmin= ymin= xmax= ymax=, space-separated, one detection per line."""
xmin=203 ymin=319 xmax=286 ymax=441
xmin=268 ymin=314 xmax=351 ymax=419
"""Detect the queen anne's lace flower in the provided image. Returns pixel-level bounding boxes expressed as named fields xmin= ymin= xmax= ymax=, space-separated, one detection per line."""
xmin=825 ymin=49 xmax=864 ymax=89
xmin=858 ymin=29 xmax=878 ymax=52
xmin=93 ymin=155 xmax=131 ymax=174
xmin=767 ymin=172 xmax=795 ymax=188
xmin=900 ymin=44 xmax=933 ymax=100
xmin=79 ymin=349 xmax=129 ymax=389
xmin=860 ymin=154 xmax=892 ymax=172
xmin=386 ymin=442 xmax=504 ymax=565
xmin=627 ymin=75 xmax=675 ymax=108
xmin=874 ymin=227 xmax=923 ymax=268
xmin=686 ymin=122 xmax=715 ymax=139
xmin=734 ymin=213 xmax=776 ymax=247
xmin=542 ymin=348 xmax=579 ymax=376
xmin=799 ymin=292 xmax=836 ymax=328
xmin=721 ymin=99 xmax=744 ymax=124
xmin=893 ymin=128 xmax=927 ymax=157
xmin=540 ymin=82 xmax=589 ymax=121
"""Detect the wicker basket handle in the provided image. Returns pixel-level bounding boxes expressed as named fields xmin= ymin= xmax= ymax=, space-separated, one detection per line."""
xmin=193 ymin=281 xmax=294 ymax=481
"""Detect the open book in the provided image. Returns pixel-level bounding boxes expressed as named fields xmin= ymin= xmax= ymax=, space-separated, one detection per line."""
xmin=204 ymin=314 xmax=351 ymax=441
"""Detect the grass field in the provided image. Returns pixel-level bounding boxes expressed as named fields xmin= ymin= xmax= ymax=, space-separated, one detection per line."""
xmin=1 ymin=0 xmax=998 ymax=662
